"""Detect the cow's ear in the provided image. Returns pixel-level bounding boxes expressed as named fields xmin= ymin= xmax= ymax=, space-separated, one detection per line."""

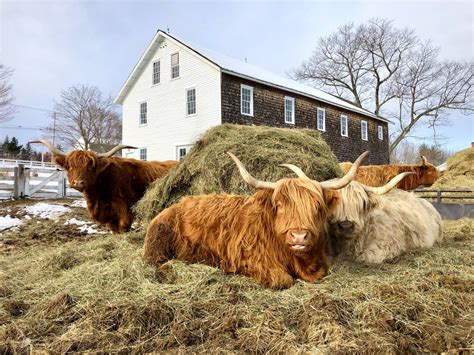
xmin=323 ymin=189 xmax=341 ymax=213
xmin=96 ymin=159 xmax=111 ymax=174
xmin=53 ymin=155 xmax=67 ymax=168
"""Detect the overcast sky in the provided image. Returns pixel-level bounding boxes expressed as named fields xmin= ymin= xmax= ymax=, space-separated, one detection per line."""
xmin=1 ymin=0 xmax=472 ymax=153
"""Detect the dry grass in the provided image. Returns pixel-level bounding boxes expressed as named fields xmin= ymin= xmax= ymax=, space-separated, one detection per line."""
xmin=1 ymin=217 xmax=472 ymax=353
xmin=134 ymin=124 xmax=341 ymax=223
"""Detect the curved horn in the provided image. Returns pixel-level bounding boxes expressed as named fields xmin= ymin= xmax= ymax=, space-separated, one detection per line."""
xmin=97 ymin=145 xmax=138 ymax=158
xmin=420 ymin=155 xmax=428 ymax=166
xmin=363 ymin=172 xmax=415 ymax=195
xmin=319 ymin=151 xmax=368 ymax=190
xmin=227 ymin=152 xmax=276 ymax=190
xmin=29 ymin=139 xmax=66 ymax=156
xmin=279 ymin=164 xmax=310 ymax=179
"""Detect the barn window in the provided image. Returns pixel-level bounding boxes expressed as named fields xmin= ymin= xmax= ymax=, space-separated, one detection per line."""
xmin=378 ymin=125 xmax=384 ymax=140
xmin=152 ymin=60 xmax=160 ymax=85
xmin=340 ymin=115 xmax=348 ymax=137
xmin=240 ymin=84 xmax=253 ymax=116
xmin=317 ymin=107 xmax=326 ymax=131
xmin=139 ymin=148 xmax=147 ymax=161
xmin=176 ymin=145 xmax=192 ymax=160
xmin=284 ymin=96 xmax=295 ymax=124
xmin=361 ymin=120 xmax=368 ymax=141
xmin=139 ymin=102 xmax=147 ymax=125
xmin=171 ymin=52 xmax=180 ymax=79
xmin=186 ymin=88 xmax=196 ymax=115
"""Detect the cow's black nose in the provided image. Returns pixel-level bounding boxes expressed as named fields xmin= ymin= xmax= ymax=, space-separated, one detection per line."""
xmin=338 ymin=220 xmax=354 ymax=234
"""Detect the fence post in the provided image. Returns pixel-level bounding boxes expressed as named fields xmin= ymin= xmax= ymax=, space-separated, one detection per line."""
xmin=437 ymin=189 xmax=442 ymax=203
xmin=13 ymin=164 xmax=26 ymax=198
xmin=57 ymin=171 xmax=66 ymax=198
xmin=24 ymin=167 xmax=30 ymax=196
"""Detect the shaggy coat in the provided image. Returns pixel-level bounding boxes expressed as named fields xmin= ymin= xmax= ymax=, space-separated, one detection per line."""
xmin=327 ymin=185 xmax=443 ymax=264
xmin=55 ymin=151 xmax=176 ymax=233
xmin=144 ymin=178 xmax=340 ymax=289
xmin=339 ymin=157 xmax=441 ymax=190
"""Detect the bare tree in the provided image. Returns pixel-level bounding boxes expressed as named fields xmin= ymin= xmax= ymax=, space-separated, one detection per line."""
xmin=294 ymin=18 xmax=473 ymax=152
xmin=0 ymin=64 xmax=15 ymax=122
xmin=53 ymin=85 xmax=122 ymax=151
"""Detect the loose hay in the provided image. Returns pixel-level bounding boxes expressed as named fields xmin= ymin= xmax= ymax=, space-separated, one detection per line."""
xmin=1 ymin=219 xmax=472 ymax=353
xmin=432 ymin=147 xmax=474 ymax=189
xmin=134 ymin=124 xmax=341 ymax=223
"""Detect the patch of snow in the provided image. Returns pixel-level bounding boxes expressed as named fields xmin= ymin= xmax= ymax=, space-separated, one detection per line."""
xmin=0 ymin=215 xmax=23 ymax=231
xmin=24 ymin=203 xmax=71 ymax=220
xmin=64 ymin=217 xmax=105 ymax=234
xmin=71 ymin=199 xmax=87 ymax=208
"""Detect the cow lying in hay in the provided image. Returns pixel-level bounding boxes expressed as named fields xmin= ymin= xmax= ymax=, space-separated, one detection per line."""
xmin=339 ymin=155 xmax=441 ymax=190
xmin=143 ymin=151 xmax=367 ymax=289
xmin=30 ymin=140 xmax=177 ymax=233
xmin=281 ymin=164 xmax=443 ymax=264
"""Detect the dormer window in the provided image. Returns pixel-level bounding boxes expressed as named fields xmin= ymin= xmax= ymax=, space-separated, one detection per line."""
xmin=171 ymin=52 xmax=180 ymax=79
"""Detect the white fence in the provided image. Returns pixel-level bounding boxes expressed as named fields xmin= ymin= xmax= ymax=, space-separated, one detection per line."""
xmin=0 ymin=162 xmax=82 ymax=199
xmin=0 ymin=158 xmax=56 ymax=168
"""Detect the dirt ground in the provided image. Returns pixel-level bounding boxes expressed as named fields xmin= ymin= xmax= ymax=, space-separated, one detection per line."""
xmin=0 ymin=198 xmax=473 ymax=353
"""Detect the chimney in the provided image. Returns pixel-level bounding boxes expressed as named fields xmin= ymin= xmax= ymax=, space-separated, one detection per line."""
xmin=471 ymin=142 xmax=474 ymax=148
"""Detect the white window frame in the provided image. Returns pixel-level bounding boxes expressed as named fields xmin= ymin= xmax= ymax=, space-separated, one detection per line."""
xmin=139 ymin=101 xmax=147 ymax=126
xmin=139 ymin=147 xmax=147 ymax=161
xmin=317 ymin=107 xmax=326 ymax=132
xmin=176 ymin=144 xmax=193 ymax=160
xmin=378 ymin=125 xmax=384 ymax=140
xmin=152 ymin=59 xmax=160 ymax=85
xmin=361 ymin=120 xmax=368 ymax=141
xmin=340 ymin=115 xmax=348 ymax=137
xmin=240 ymin=84 xmax=254 ymax=116
xmin=171 ymin=52 xmax=180 ymax=79
xmin=186 ymin=87 xmax=196 ymax=116
xmin=284 ymin=96 xmax=295 ymax=124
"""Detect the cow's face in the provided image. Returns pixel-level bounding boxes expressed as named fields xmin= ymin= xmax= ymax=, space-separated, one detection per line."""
xmin=55 ymin=151 xmax=110 ymax=192
xmin=272 ymin=178 xmax=339 ymax=254
xmin=328 ymin=182 xmax=379 ymax=239
xmin=418 ymin=163 xmax=441 ymax=187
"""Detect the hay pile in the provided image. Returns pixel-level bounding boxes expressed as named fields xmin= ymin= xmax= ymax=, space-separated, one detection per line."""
xmin=135 ymin=124 xmax=341 ymax=223
xmin=1 ymin=219 xmax=472 ymax=353
xmin=432 ymin=147 xmax=474 ymax=189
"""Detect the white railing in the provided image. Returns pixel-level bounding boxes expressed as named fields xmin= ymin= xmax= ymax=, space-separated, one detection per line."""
xmin=0 ymin=158 xmax=56 ymax=168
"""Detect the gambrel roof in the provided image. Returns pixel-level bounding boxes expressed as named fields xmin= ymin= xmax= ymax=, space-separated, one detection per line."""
xmin=115 ymin=30 xmax=389 ymax=123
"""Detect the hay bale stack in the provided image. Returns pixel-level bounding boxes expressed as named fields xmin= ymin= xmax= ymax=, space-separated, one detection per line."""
xmin=135 ymin=124 xmax=341 ymax=223
xmin=432 ymin=148 xmax=474 ymax=189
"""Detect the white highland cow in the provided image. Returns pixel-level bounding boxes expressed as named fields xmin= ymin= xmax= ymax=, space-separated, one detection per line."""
xmin=280 ymin=165 xmax=443 ymax=265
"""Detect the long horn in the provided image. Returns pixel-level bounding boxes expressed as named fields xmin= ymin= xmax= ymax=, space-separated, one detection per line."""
xmin=227 ymin=152 xmax=276 ymax=190
xmin=319 ymin=151 xmax=368 ymax=190
xmin=97 ymin=145 xmax=138 ymax=158
xmin=29 ymin=139 xmax=66 ymax=156
xmin=363 ymin=172 xmax=415 ymax=195
xmin=420 ymin=155 xmax=428 ymax=166
xmin=279 ymin=164 xmax=310 ymax=179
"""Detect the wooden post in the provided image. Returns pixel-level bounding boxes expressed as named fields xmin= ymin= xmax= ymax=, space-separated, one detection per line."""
xmin=13 ymin=164 xmax=26 ymax=198
xmin=57 ymin=171 xmax=66 ymax=198
xmin=437 ymin=189 xmax=442 ymax=203
xmin=24 ymin=167 xmax=30 ymax=196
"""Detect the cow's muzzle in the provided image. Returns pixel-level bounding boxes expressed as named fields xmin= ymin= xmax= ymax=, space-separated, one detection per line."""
xmin=288 ymin=229 xmax=310 ymax=251
xmin=336 ymin=220 xmax=354 ymax=236
xmin=70 ymin=179 xmax=85 ymax=191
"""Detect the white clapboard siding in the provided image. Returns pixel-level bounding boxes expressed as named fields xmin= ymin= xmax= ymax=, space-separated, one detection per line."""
xmin=122 ymin=37 xmax=221 ymax=161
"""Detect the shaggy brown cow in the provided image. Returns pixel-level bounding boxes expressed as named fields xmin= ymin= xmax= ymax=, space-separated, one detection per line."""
xmin=30 ymin=140 xmax=177 ymax=233
xmin=339 ymin=156 xmax=441 ymax=190
xmin=143 ymin=151 xmax=367 ymax=289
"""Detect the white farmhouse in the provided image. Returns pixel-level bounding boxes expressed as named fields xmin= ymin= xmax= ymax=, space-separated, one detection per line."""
xmin=115 ymin=30 xmax=390 ymax=164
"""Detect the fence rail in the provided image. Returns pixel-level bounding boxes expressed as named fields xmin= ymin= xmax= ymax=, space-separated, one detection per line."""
xmin=0 ymin=158 xmax=56 ymax=168
xmin=414 ymin=188 xmax=473 ymax=203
